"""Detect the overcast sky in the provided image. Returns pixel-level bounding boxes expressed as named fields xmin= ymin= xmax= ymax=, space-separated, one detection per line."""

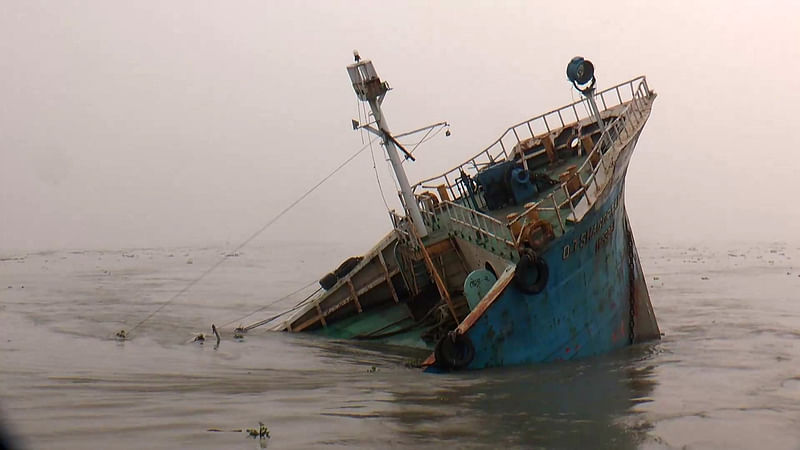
xmin=1 ymin=0 xmax=799 ymax=252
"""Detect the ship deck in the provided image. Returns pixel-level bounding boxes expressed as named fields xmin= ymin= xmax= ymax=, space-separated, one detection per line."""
xmin=418 ymin=150 xmax=590 ymax=251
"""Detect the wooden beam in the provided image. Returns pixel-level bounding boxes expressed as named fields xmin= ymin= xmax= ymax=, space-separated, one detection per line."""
xmin=314 ymin=303 xmax=327 ymax=328
xmin=410 ymin=226 xmax=459 ymax=323
xmin=292 ymin=263 xmax=405 ymax=333
xmin=293 ymin=314 xmax=322 ymax=333
xmin=378 ymin=251 xmax=400 ymax=303
xmin=317 ymin=268 xmax=401 ymax=319
xmin=542 ymin=134 xmax=556 ymax=163
xmin=346 ymin=279 xmax=362 ymax=313
xmin=294 ymin=303 xmax=329 ymax=333
xmin=425 ymin=239 xmax=453 ymax=258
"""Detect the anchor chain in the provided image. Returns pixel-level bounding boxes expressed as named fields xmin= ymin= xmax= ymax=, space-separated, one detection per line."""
xmin=624 ymin=214 xmax=636 ymax=345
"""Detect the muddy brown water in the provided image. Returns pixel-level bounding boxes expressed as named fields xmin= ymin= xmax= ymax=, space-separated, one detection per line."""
xmin=1 ymin=242 xmax=799 ymax=449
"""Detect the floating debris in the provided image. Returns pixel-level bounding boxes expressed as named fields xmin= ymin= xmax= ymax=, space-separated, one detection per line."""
xmin=246 ymin=422 xmax=270 ymax=439
xmin=186 ymin=259 xmax=193 ymax=265
xmin=115 ymin=330 xmax=128 ymax=340
xmin=193 ymin=333 xmax=206 ymax=343
xmin=404 ymin=358 xmax=424 ymax=368
xmin=367 ymin=366 xmax=378 ymax=373
xmin=653 ymin=276 xmax=660 ymax=281
xmin=211 ymin=324 xmax=221 ymax=346
xmin=701 ymin=276 xmax=710 ymax=280
xmin=208 ymin=422 xmax=270 ymax=439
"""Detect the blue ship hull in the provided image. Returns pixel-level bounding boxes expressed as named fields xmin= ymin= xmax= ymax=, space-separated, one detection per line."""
xmin=423 ymin=131 xmax=660 ymax=370
xmin=455 ymin=186 xmax=650 ymax=369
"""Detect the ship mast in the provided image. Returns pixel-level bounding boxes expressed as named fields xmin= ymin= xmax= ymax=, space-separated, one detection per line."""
xmin=347 ymin=51 xmax=428 ymax=238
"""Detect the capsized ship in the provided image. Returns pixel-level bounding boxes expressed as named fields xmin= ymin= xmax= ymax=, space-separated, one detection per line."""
xmin=272 ymin=54 xmax=660 ymax=371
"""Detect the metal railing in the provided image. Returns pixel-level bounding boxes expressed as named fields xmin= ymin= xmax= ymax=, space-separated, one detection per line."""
xmin=389 ymin=210 xmax=416 ymax=250
xmin=390 ymin=77 xmax=654 ymax=260
xmin=438 ymin=201 xmax=515 ymax=252
xmin=412 ymin=76 xmax=652 ymax=203
xmin=506 ymin=78 xmax=653 ymax=232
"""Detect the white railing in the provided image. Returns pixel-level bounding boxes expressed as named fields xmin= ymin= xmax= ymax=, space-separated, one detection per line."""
xmin=439 ymin=201 xmax=515 ymax=250
xmin=389 ymin=77 xmax=654 ymax=259
xmin=412 ymin=76 xmax=652 ymax=203
xmin=388 ymin=210 xmax=416 ymax=250
xmin=507 ymin=78 xmax=654 ymax=232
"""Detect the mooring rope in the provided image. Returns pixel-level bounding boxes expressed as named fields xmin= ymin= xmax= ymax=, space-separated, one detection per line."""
xmin=126 ymin=137 xmax=379 ymax=334
xmin=241 ymin=286 xmax=321 ymax=332
xmin=218 ymin=280 xmax=320 ymax=330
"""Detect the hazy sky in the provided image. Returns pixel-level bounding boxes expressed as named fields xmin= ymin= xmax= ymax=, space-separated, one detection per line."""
xmin=2 ymin=0 xmax=799 ymax=252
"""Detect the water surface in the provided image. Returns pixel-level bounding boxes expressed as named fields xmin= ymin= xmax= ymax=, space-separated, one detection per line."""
xmin=1 ymin=243 xmax=799 ymax=449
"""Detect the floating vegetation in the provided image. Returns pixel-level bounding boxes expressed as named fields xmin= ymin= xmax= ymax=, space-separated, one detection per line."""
xmin=115 ymin=330 xmax=128 ymax=341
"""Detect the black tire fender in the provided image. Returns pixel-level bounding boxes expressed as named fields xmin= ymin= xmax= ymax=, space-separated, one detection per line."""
xmin=513 ymin=248 xmax=549 ymax=294
xmin=434 ymin=331 xmax=475 ymax=371
xmin=334 ymin=256 xmax=363 ymax=279
xmin=319 ymin=272 xmax=338 ymax=290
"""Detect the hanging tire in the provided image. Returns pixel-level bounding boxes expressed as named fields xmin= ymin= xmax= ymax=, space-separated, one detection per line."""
xmin=334 ymin=256 xmax=363 ymax=279
xmin=514 ymin=248 xmax=549 ymax=294
xmin=319 ymin=272 xmax=338 ymax=290
xmin=434 ymin=331 xmax=475 ymax=371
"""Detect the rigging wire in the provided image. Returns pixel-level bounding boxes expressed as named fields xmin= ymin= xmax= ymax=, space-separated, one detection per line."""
xmin=219 ymin=279 xmax=321 ymax=329
xmin=570 ymin=85 xmax=592 ymax=118
xmin=127 ymin=137 xmax=380 ymax=334
xmin=369 ymin=135 xmax=392 ymax=213
xmin=240 ymin=287 xmax=322 ymax=331
xmin=400 ymin=125 xmax=447 ymax=158
xmin=356 ymin=98 xmax=366 ymax=145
